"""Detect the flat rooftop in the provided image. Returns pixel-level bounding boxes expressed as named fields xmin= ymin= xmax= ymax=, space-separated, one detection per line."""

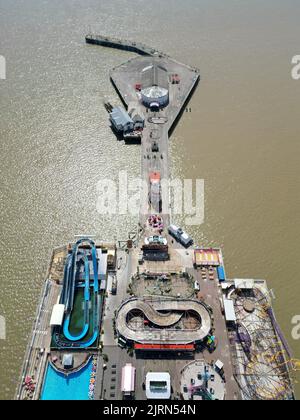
xmin=146 ymin=372 xmax=171 ymax=400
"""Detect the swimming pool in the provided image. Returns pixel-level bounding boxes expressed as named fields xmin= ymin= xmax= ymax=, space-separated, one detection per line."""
xmin=41 ymin=359 xmax=93 ymax=400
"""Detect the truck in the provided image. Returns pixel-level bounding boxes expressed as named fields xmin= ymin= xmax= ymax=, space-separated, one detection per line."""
xmin=168 ymin=224 xmax=194 ymax=248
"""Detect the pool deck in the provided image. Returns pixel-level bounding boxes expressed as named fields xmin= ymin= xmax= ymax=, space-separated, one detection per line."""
xmin=40 ymin=357 xmax=93 ymax=400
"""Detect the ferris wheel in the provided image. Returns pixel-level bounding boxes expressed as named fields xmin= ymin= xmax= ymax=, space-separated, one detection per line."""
xmin=244 ymin=358 xmax=294 ymax=400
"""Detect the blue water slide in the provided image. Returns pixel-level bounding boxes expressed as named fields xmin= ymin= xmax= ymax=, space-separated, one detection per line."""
xmin=76 ymin=243 xmax=100 ymax=348
xmin=84 ymin=257 xmax=90 ymax=302
xmin=91 ymin=244 xmax=99 ymax=293
xmin=69 ymin=242 xmax=78 ymax=311
xmin=58 ymin=238 xmax=100 ymax=347
xmin=63 ymin=241 xmax=79 ymax=313
xmin=78 ymin=330 xmax=99 ymax=349
xmin=63 ymin=256 xmax=90 ymax=342
xmin=61 ymin=254 xmax=72 ymax=306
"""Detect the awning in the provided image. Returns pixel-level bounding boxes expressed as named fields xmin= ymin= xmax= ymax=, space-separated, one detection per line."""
xmin=217 ymin=266 xmax=226 ymax=281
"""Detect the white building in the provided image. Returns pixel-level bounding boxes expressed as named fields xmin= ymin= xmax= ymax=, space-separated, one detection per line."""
xmin=50 ymin=304 xmax=65 ymax=328
xmin=146 ymin=372 xmax=171 ymax=400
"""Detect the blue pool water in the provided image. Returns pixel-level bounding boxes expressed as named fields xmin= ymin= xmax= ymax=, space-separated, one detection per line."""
xmin=41 ymin=359 xmax=93 ymax=400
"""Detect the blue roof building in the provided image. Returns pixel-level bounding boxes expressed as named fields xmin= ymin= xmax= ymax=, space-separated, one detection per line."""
xmin=110 ymin=107 xmax=134 ymax=133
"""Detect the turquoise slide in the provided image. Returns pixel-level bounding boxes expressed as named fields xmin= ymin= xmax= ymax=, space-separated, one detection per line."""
xmin=63 ymin=256 xmax=90 ymax=342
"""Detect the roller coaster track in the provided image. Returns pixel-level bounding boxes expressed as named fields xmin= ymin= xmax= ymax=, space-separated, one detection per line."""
xmin=116 ymin=298 xmax=211 ymax=345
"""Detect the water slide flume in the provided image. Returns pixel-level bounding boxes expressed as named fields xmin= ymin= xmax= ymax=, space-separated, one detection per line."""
xmin=63 ymin=256 xmax=90 ymax=342
xmin=58 ymin=239 xmax=99 ymax=348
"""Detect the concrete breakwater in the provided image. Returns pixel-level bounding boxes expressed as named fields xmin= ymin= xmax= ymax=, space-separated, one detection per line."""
xmin=85 ymin=34 xmax=165 ymax=57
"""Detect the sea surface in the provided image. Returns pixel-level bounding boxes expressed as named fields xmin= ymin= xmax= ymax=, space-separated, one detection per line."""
xmin=0 ymin=0 xmax=299 ymax=399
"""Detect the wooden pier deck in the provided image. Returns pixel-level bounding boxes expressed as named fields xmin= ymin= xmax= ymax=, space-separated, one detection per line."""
xmin=85 ymin=34 xmax=165 ymax=57
xmin=15 ymin=248 xmax=66 ymax=400
xmin=15 ymin=35 xmax=295 ymax=401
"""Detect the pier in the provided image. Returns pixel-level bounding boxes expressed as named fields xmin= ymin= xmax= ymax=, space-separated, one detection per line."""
xmin=85 ymin=34 xmax=165 ymax=57
xmin=16 ymin=35 xmax=295 ymax=401
xmin=108 ymin=51 xmax=200 ymax=230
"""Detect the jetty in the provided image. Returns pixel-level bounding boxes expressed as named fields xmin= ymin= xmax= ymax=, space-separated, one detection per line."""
xmin=15 ymin=35 xmax=295 ymax=401
xmin=85 ymin=34 xmax=165 ymax=57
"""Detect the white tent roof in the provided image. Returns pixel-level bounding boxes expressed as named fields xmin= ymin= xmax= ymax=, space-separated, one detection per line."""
xmin=223 ymin=298 xmax=236 ymax=322
xmin=234 ymin=279 xmax=255 ymax=290
xmin=215 ymin=360 xmax=224 ymax=371
xmin=50 ymin=304 xmax=65 ymax=327
xmin=121 ymin=364 xmax=136 ymax=394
